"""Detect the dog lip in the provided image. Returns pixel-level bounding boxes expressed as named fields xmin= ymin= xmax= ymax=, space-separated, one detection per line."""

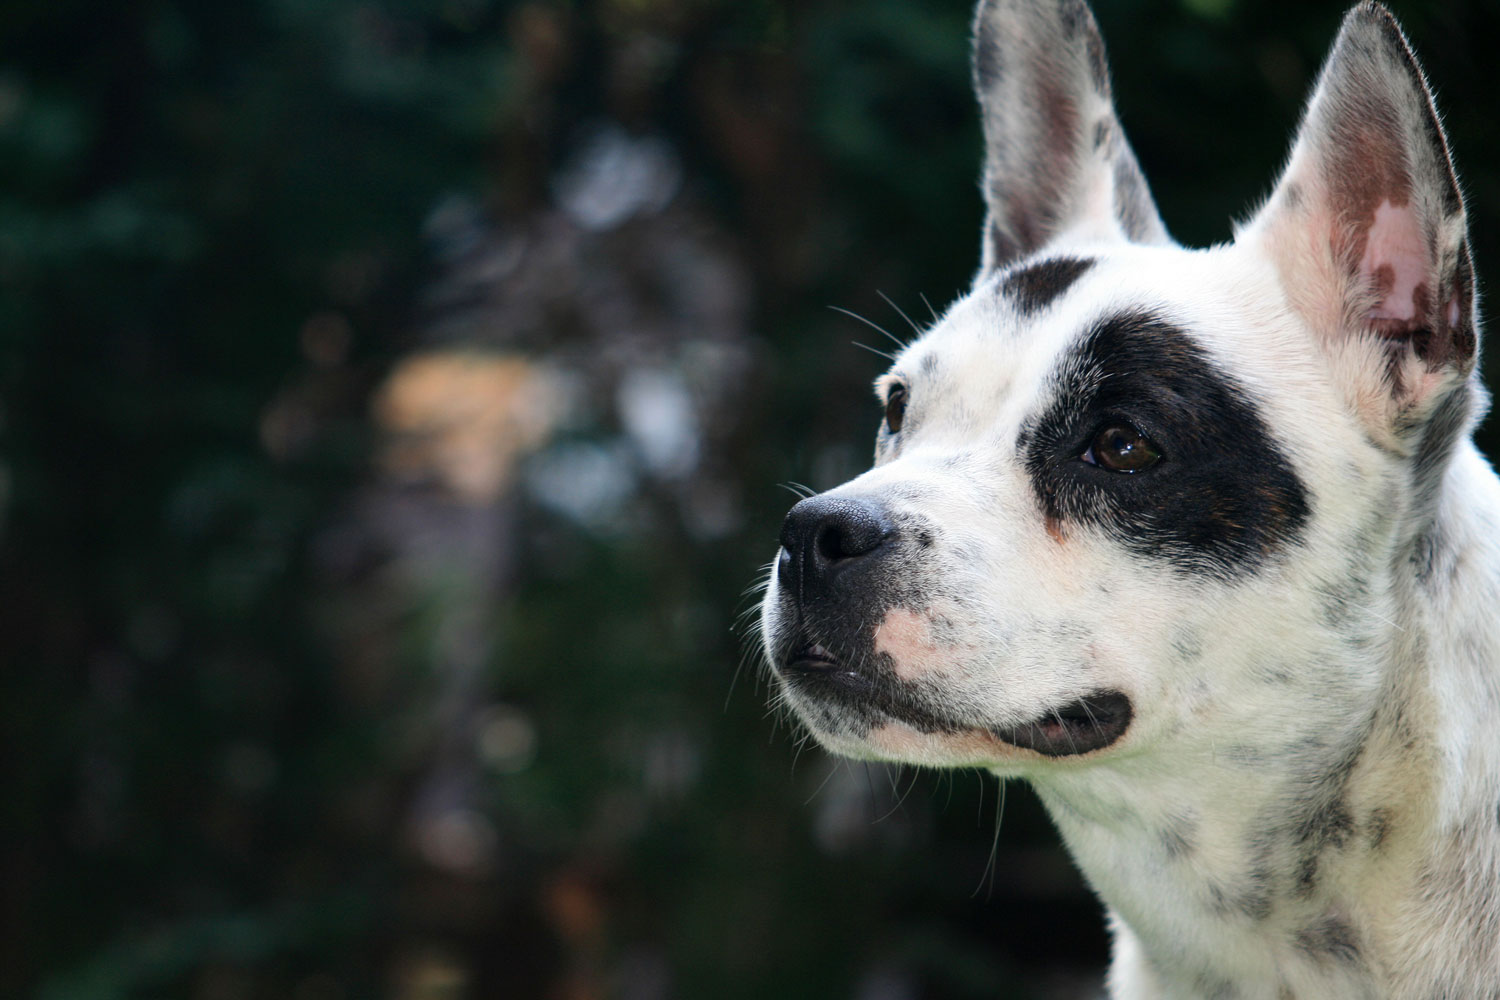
xmin=992 ymin=691 xmax=1133 ymax=757
xmin=780 ymin=642 xmax=876 ymax=695
xmin=787 ymin=642 xmax=839 ymax=670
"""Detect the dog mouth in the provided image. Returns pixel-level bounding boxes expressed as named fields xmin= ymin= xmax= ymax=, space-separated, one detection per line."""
xmin=781 ymin=641 xmax=1132 ymax=758
xmin=991 ymin=691 xmax=1132 ymax=757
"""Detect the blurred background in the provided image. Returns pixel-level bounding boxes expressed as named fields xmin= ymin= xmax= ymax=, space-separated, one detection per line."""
xmin=3 ymin=0 xmax=1497 ymax=997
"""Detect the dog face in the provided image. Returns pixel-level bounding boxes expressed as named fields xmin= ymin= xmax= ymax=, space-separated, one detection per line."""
xmin=760 ymin=0 xmax=1478 ymax=777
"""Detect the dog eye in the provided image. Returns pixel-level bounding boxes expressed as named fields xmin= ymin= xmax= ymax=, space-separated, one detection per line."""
xmin=1083 ymin=424 xmax=1160 ymax=473
xmin=885 ymin=384 xmax=908 ymax=433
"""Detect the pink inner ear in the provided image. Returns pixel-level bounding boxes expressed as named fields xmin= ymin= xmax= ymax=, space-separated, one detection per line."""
xmin=1359 ymin=199 xmax=1428 ymax=325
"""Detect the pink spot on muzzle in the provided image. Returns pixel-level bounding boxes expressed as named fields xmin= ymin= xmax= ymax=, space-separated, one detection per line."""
xmin=874 ymin=608 xmax=951 ymax=680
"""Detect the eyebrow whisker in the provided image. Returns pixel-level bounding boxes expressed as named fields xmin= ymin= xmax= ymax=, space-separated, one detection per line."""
xmin=878 ymin=289 xmax=924 ymax=337
xmin=829 ymin=305 xmax=909 ymax=351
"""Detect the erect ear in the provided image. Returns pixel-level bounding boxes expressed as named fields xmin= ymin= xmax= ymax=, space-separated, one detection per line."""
xmin=972 ymin=0 xmax=1170 ymax=280
xmin=1242 ymin=3 xmax=1478 ymax=449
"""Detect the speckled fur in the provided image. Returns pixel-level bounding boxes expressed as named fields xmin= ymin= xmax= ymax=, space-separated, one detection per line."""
xmin=759 ymin=3 xmax=1500 ymax=997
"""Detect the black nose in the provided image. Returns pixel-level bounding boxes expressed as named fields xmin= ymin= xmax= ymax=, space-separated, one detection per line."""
xmin=777 ymin=495 xmax=894 ymax=597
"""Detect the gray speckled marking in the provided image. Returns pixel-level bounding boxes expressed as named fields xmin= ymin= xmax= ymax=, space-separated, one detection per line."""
xmin=1294 ymin=913 xmax=1362 ymax=966
xmin=1161 ymin=815 xmax=1196 ymax=860
xmin=1169 ymin=624 xmax=1204 ymax=663
xmin=1366 ymin=807 xmax=1393 ymax=851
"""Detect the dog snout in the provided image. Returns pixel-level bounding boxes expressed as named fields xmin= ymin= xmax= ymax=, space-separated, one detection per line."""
xmin=777 ymin=495 xmax=895 ymax=596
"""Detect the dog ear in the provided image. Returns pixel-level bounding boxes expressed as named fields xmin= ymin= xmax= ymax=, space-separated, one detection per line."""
xmin=1243 ymin=3 xmax=1477 ymax=448
xmin=972 ymin=0 xmax=1170 ymax=279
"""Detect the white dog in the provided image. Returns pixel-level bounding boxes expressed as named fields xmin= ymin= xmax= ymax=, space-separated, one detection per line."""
xmin=758 ymin=2 xmax=1500 ymax=996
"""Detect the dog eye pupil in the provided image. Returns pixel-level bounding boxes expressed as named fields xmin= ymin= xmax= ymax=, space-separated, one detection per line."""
xmin=885 ymin=386 xmax=908 ymax=434
xmin=1089 ymin=424 xmax=1160 ymax=473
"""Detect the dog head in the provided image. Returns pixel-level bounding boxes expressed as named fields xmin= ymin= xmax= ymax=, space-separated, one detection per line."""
xmin=760 ymin=1 xmax=1480 ymax=775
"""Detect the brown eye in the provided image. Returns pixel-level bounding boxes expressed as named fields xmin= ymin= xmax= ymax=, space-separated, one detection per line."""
xmin=1085 ymin=423 xmax=1161 ymax=473
xmin=885 ymin=384 xmax=908 ymax=433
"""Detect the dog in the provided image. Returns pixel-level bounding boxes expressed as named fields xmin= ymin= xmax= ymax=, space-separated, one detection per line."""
xmin=757 ymin=2 xmax=1500 ymax=996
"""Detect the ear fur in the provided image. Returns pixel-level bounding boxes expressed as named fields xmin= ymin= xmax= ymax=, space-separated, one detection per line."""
xmin=1242 ymin=2 xmax=1478 ymax=451
xmin=972 ymin=0 xmax=1170 ymax=279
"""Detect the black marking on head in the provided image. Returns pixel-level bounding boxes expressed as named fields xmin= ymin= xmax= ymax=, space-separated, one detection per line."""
xmin=1000 ymin=256 xmax=1095 ymax=316
xmin=1295 ymin=914 xmax=1361 ymax=965
xmin=1023 ymin=310 xmax=1310 ymax=578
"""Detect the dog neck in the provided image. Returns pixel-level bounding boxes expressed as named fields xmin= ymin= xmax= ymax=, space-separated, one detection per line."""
xmin=1022 ymin=443 xmax=1500 ymax=999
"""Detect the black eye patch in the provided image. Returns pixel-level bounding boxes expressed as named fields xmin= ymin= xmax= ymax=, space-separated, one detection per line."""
xmin=1021 ymin=310 xmax=1309 ymax=578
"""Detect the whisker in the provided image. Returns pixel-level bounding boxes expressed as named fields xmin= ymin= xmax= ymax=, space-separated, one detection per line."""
xmin=803 ymin=757 xmax=843 ymax=805
xmin=919 ymin=292 xmax=940 ymax=323
xmin=877 ymin=765 xmax=923 ymax=823
xmin=853 ymin=341 xmax=898 ymax=361
xmin=974 ymin=775 xmax=1008 ymax=899
xmin=1077 ymin=697 xmax=1101 ymax=736
xmin=877 ymin=289 xmax=923 ymax=337
xmin=828 ymin=305 xmax=908 ymax=352
xmin=1360 ymin=604 xmax=1407 ymax=633
xmin=1052 ymin=708 xmax=1080 ymax=755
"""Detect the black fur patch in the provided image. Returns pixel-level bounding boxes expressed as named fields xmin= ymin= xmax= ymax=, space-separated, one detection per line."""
xmin=1022 ymin=310 xmax=1310 ymax=577
xmin=1000 ymin=256 xmax=1096 ymax=316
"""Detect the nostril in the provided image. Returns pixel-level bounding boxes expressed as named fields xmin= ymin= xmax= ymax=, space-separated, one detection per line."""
xmin=813 ymin=509 xmax=887 ymax=563
xmin=778 ymin=495 xmax=895 ymax=589
xmin=815 ymin=523 xmax=848 ymax=562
